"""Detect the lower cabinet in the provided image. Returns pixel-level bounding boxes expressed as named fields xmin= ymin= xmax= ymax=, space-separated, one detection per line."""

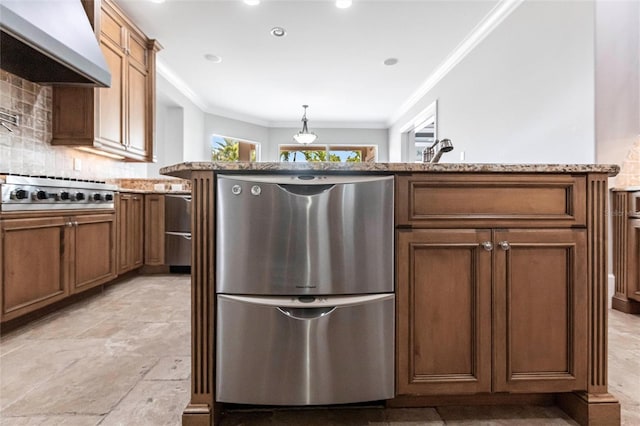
xmin=397 ymin=228 xmax=587 ymax=396
xmin=144 ymin=194 xmax=165 ymax=266
xmin=628 ymin=219 xmax=640 ymax=302
xmin=71 ymin=214 xmax=117 ymax=294
xmin=117 ymin=193 xmax=144 ymax=274
xmin=0 ymin=213 xmax=116 ymax=322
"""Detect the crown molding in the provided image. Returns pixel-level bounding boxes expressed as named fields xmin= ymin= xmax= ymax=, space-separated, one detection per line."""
xmin=156 ymin=59 xmax=209 ymax=112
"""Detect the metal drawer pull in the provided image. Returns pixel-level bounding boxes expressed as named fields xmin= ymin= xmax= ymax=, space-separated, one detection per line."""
xmin=277 ymin=306 xmax=336 ymax=320
xmin=481 ymin=241 xmax=493 ymax=251
xmin=499 ymin=241 xmax=511 ymax=251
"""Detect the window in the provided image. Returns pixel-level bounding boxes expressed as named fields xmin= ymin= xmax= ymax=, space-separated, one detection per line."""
xmin=211 ymin=135 xmax=260 ymax=162
xmin=400 ymin=100 xmax=438 ymax=162
xmin=279 ymin=145 xmax=376 ymax=163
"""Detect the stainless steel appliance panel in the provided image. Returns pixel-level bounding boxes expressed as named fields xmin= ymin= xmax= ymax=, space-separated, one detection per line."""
xmin=165 ymin=232 xmax=191 ymax=266
xmin=216 ymin=293 xmax=395 ymax=405
xmin=164 ymin=194 xmax=191 ymax=233
xmin=216 ymin=175 xmax=394 ymax=295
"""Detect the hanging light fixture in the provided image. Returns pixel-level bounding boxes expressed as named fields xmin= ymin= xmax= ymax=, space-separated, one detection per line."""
xmin=293 ymin=105 xmax=317 ymax=144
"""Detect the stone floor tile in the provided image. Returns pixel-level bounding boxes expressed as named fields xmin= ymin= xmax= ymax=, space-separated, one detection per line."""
xmin=435 ymin=406 xmax=577 ymax=425
xmin=383 ymin=408 xmax=443 ymax=424
xmin=104 ymin=321 xmax=190 ymax=357
xmin=0 ymin=338 xmax=108 ymax=410
xmin=144 ymin=356 xmax=191 ymax=381
xmin=99 ymin=379 xmax=189 ymax=426
xmin=0 ymin=415 xmax=104 ymax=425
xmin=3 ymin=355 xmax=156 ymax=416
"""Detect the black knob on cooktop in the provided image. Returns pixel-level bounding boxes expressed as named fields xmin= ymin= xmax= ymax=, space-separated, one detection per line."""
xmin=59 ymin=191 xmax=70 ymax=201
xmin=35 ymin=190 xmax=48 ymax=200
xmin=13 ymin=189 xmax=28 ymax=200
xmin=75 ymin=192 xmax=85 ymax=201
xmin=104 ymin=193 xmax=114 ymax=201
xmin=93 ymin=193 xmax=102 ymax=201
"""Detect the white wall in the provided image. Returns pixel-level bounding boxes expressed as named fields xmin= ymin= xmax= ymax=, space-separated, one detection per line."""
xmin=595 ymin=0 xmax=640 ymax=182
xmin=389 ymin=0 xmax=596 ymax=164
xmin=267 ymin=127 xmax=389 ymax=162
xmin=149 ymin=74 xmax=206 ymax=177
xmin=201 ymin=114 xmax=388 ymax=162
xmin=204 ymin=114 xmax=270 ymax=161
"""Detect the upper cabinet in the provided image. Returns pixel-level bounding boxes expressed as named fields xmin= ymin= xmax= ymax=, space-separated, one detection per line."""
xmin=51 ymin=0 xmax=162 ymax=162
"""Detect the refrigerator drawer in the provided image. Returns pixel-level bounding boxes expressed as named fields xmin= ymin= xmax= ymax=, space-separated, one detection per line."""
xmin=165 ymin=194 xmax=191 ymax=233
xmin=216 ymin=293 xmax=394 ymax=405
xmin=216 ymin=174 xmax=394 ymax=295
xmin=165 ymin=232 xmax=191 ymax=266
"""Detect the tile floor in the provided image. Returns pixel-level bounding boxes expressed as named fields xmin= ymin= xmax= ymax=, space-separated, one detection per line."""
xmin=0 ymin=275 xmax=638 ymax=425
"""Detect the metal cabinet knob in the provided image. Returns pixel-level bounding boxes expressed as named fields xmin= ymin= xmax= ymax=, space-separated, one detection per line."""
xmin=499 ymin=241 xmax=511 ymax=251
xmin=481 ymin=241 xmax=493 ymax=251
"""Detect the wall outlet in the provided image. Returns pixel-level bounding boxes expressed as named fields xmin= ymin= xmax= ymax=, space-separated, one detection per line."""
xmin=73 ymin=158 xmax=81 ymax=171
xmin=460 ymin=151 xmax=466 ymax=161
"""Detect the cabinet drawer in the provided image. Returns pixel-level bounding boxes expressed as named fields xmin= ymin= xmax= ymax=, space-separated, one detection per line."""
xmin=396 ymin=174 xmax=586 ymax=228
xmin=632 ymin=191 xmax=640 ymax=218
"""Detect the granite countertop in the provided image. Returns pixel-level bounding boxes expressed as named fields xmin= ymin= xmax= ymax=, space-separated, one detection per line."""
xmin=612 ymin=186 xmax=640 ymax=192
xmin=160 ymin=162 xmax=620 ymax=179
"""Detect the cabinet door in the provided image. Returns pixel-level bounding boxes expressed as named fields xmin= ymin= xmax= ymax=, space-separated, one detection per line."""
xmin=97 ymin=38 xmax=126 ymax=151
xmin=397 ymin=229 xmax=492 ymax=395
xmin=629 ymin=219 xmax=640 ymax=302
xmin=131 ymin=195 xmax=144 ymax=268
xmin=0 ymin=217 xmax=69 ymax=321
xmin=117 ymin=194 xmax=132 ymax=273
xmin=118 ymin=194 xmax=144 ymax=274
xmin=145 ymin=194 xmax=165 ymax=265
xmin=493 ymin=229 xmax=587 ymax=393
xmin=71 ymin=214 xmax=117 ymax=294
xmin=126 ymin=59 xmax=148 ymax=158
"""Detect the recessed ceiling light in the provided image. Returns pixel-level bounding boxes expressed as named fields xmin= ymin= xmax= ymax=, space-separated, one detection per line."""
xmin=384 ymin=58 xmax=398 ymax=66
xmin=270 ymin=27 xmax=287 ymax=37
xmin=148 ymin=0 xmax=165 ymax=3
xmin=204 ymin=54 xmax=222 ymax=63
xmin=244 ymin=0 xmax=260 ymax=5
xmin=336 ymin=0 xmax=352 ymax=8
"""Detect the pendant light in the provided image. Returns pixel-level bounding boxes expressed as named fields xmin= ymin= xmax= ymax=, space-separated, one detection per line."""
xmin=293 ymin=105 xmax=317 ymax=144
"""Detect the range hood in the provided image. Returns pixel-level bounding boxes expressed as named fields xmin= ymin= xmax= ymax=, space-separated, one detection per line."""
xmin=0 ymin=0 xmax=111 ymax=87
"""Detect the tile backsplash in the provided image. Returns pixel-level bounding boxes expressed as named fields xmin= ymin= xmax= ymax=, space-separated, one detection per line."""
xmin=0 ymin=70 xmax=146 ymax=179
xmin=616 ymin=136 xmax=640 ymax=187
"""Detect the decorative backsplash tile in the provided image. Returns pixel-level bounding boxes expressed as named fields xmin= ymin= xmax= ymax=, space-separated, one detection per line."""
xmin=616 ymin=136 xmax=640 ymax=187
xmin=0 ymin=70 xmax=146 ymax=179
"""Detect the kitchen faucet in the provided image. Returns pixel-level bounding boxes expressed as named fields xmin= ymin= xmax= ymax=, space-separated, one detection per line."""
xmin=423 ymin=138 xmax=454 ymax=163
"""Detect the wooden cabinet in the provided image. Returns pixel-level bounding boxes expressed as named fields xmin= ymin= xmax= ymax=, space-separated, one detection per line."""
xmin=51 ymin=0 xmax=161 ymax=162
xmin=71 ymin=213 xmax=117 ymax=294
xmin=493 ymin=229 xmax=587 ymax=393
xmin=117 ymin=193 xmax=144 ymax=274
xmin=144 ymin=194 xmax=165 ymax=266
xmin=629 ymin=220 xmax=640 ymax=302
xmin=612 ymin=190 xmax=640 ymax=313
xmin=397 ymin=229 xmax=492 ymax=395
xmin=396 ymin=173 xmax=589 ymax=397
xmin=0 ymin=213 xmax=116 ymax=322
xmin=397 ymin=228 xmax=587 ymax=395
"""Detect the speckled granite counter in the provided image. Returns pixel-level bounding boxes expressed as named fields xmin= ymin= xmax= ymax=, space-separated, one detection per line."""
xmin=108 ymin=178 xmax=191 ymax=193
xmin=160 ymin=162 xmax=620 ymax=179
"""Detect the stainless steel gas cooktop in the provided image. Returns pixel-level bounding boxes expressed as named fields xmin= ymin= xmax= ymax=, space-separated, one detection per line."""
xmin=0 ymin=175 xmax=117 ymax=212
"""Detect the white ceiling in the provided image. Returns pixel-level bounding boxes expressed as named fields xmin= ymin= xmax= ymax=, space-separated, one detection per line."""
xmin=116 ymin=0 xmax=500 ymax=127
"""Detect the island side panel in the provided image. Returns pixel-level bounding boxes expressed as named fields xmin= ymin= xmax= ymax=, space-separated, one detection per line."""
xmin=611 ymin=191 xmax=640 ymax=313
xmin=558 ymin=173 xmax=621 ymax=425
xmin=183 ymin=171 xmax=217 ymax=426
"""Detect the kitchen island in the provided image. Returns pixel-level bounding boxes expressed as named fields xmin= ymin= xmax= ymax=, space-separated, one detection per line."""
xmin=161 ymin=162 xmax=620 ymax=426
